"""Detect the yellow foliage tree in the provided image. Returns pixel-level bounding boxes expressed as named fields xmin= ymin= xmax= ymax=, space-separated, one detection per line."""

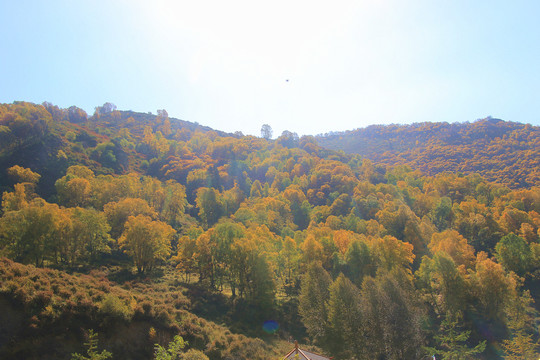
xmin=118 ymin=215 xmax=175 ymax=274
xmin=429 ymin=230 xmax=476 ymax=269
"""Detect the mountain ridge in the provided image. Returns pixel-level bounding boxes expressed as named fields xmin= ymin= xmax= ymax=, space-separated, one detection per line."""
xmin=316 ymin=117 xmax=540 ymax=187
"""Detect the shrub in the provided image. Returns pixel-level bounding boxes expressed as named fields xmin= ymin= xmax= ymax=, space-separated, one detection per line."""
xmin=98 ymin=294 xmax=133 ymax=321
xmin=183 ymin=349 xmax=209 ymax=360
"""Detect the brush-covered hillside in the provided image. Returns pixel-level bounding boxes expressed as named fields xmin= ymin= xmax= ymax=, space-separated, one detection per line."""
xmin=316 ymin=118 xmax=540 ymax=188
xmin=1 ymin=101 xmax=540 ymax=359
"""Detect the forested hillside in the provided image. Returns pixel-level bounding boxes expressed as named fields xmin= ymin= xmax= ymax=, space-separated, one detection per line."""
xmin=316 ymin=118 xmax=540 ymax=188
xmin=1 ymin=101 xmax=539 ymax=359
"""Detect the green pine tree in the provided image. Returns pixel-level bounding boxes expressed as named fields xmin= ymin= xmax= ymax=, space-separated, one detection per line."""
xmin=71 ymin=329 xmax=112 ymax=360
xmin=424 ymin=315 xmax=486 ymax=360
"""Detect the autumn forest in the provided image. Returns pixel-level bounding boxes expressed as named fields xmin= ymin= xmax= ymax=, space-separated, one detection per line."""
xmin=1 ymin=101 xmax=539 ymax=359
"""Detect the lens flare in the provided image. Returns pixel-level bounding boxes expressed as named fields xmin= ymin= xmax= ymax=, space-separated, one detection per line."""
xmin=263 ymin=320 xmax=279 ymax=334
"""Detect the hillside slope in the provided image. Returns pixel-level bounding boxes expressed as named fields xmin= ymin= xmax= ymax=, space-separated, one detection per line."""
xmin=1 ymin=101 xmax=540 ymax=359
xmin=0 ymin=258 xmax=287 ymax=360
xmin=316 ymin=118 xmax=540 ymax=187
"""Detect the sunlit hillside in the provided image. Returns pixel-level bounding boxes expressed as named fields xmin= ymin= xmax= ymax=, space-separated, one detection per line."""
xmin=1 ymin=101 xmax=539 ymax=359
xmin=317 ymin=118 xmax=540 ymax=188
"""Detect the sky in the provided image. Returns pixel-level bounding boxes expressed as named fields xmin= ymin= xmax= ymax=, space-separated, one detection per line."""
xmin=1 ymin=0 xmax=539 ymax=137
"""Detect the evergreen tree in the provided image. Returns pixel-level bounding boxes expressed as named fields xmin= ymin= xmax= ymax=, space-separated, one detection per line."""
xmin=299 ymin=263 xmax=332 ymax=347
xmin=71 ymin=330 xmax=112 ymax=360
xmin=327 ymin=273 xmax=364 ymax=359
xmin=424 ymin=314 xmax=486 ymax=360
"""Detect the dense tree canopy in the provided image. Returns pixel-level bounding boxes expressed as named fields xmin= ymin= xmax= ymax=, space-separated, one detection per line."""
xmin=317 ymin=118 xmax=540 ymax=188
xmin=0 ymin=101 xmax=539 ymax=359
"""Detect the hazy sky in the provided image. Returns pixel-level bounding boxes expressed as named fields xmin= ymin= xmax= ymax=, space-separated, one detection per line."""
xmin=1 ymin=0 xmax=539 ymax=137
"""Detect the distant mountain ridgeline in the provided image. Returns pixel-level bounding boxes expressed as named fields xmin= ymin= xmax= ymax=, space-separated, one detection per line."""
xmin=316 ymin=118 xmax=540 ymax=188
xmin=0 ymin=101 xmax=335 ymax=201
xmin=0 ymin=101 xmax=232 ymax=197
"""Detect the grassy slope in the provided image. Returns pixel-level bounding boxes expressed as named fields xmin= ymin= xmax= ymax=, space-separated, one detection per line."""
xmin=0 ymin=258 xmax=290 ymax=360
